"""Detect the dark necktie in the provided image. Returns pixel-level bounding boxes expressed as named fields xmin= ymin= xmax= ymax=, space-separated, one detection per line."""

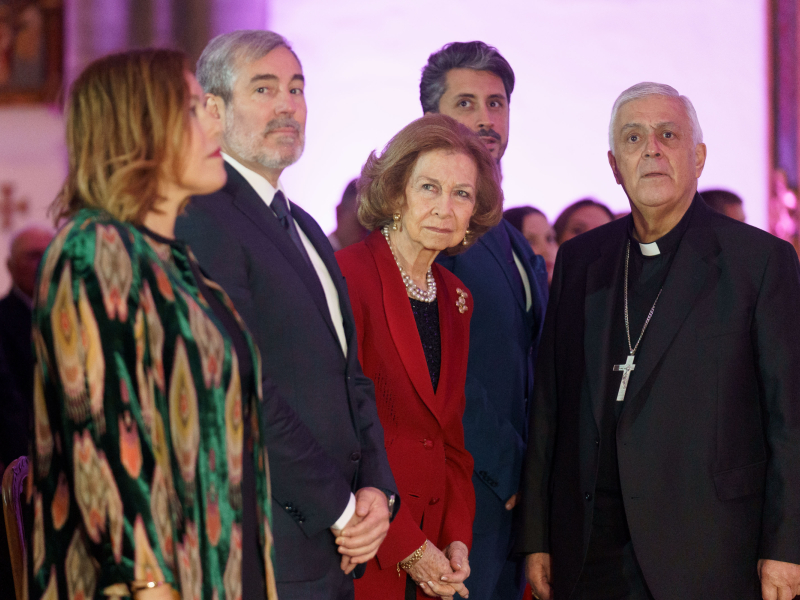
xmin=271 ymin=190 xmax=312 ymax=267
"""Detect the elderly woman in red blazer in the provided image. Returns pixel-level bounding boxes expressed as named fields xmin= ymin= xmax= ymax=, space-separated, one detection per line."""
xmin=336 ymin=114 xmax=503 ymax=600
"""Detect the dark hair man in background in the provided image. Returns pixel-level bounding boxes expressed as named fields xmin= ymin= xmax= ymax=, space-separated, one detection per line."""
xmin=424 ymin=41 xmax=549 ymax=600
xmin=700 ymin=188 xmax=746 ymax=222
xmin=328 ymin=179 xmax=368 ymax=251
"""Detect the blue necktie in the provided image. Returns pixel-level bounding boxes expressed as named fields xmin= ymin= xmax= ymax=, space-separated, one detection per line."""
xmin=271 ymin=190 xmax=312 ymax=267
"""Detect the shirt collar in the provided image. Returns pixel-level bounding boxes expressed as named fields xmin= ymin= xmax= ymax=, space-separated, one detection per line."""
xmin=627 ymin=197 xmax=695 ymax=257
xmin=223 ymin=152 xmax=286 ymax=208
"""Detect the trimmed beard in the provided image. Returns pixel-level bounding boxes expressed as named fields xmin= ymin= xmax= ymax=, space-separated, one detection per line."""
xmin=224 ymin=110 xmax=305 ymax=170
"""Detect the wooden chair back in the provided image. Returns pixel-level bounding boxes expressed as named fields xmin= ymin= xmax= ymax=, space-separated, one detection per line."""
xmin=2 ymin=456 xmax=28 ymax=600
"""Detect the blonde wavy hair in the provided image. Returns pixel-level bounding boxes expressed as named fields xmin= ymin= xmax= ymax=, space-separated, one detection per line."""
xmin=357 ymin=114 xmax=503 ymax=253
xmin=52 ymin=49 xmax=190 ymax=224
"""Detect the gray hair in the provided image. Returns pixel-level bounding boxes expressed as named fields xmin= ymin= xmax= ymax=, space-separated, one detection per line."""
xmin=608 ymin=82 xmax=703 ymax=152
xmin=196 ymin=30 xmax=299 ymax=103
xmin=420 ymin=41 xmax=515 ymax=114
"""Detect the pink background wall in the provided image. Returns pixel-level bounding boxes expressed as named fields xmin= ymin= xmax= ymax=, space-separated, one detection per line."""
xmin=271 ymin=0 xmax=768 ymax=232
xmin=0 ymin=0 xmax=769 ymax=293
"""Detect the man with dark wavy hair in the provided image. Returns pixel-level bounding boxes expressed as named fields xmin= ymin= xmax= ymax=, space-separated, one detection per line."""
xmin=425 ymin=41 xmax=549 ymax=600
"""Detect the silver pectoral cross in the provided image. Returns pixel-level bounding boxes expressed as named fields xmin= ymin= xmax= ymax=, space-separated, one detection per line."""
xmin=613 ymin=354 xmax=636 ymax=402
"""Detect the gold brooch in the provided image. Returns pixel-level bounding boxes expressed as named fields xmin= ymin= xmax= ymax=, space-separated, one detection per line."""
xmin=456 ymin=288 xmax=469 ymax=314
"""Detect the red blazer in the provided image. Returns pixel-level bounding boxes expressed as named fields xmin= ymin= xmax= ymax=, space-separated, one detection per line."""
xmin=337 ymin=230 xmax=476 ymax=598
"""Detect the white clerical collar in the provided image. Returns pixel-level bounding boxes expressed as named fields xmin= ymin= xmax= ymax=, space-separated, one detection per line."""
xmin=639 ymin=241 xmax=661 ymax=256
xmin=223 ymin=152 xmax=287 ymax=208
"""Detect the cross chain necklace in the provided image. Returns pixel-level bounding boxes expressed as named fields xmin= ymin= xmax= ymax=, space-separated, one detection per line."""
xmin=613 ymin=240 xmax=663 ymax=402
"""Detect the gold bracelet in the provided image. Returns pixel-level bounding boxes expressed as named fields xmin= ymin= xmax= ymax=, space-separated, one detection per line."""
xmin=397 ymin=540 xmax=428 ymax=576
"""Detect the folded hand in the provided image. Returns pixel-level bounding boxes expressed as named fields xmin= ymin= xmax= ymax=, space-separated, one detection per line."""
xmin=334 ymin=487 xmax=390 ymax=574
xmin=405 ymin=541 xmax=469 ymax=599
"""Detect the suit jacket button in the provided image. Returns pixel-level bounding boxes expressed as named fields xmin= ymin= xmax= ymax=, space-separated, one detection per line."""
xmin=429 ymin=497 xmax=440 ymax=505
xmin=350 ymin=452 xmax=361 ymax=461
xmin=422 ymin=439 xmax=434 ymax=449
xmin=585 ymin=493 xmax=592 ymax=501
xmin=595 ymin=439 xmax=600 ymax=447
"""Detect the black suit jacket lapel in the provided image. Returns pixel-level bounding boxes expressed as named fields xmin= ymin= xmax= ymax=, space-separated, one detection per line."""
xmin=224 ymin=164 xmax=340 ymax=346
xmin=618 ymin=200 xmax=722 ymax=434
xmin=584 ymin=218 xmax=628 ymax=430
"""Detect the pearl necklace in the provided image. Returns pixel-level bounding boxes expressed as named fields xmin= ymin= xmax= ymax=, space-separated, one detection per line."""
xmin=382 ymin=226 xmax=437 ymax=302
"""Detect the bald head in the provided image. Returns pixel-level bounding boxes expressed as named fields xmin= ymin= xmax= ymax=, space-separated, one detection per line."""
xmin=8 ymin=227 xmax=53 ymax=299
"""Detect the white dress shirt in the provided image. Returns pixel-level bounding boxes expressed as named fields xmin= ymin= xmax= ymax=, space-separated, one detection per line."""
xmin=223 ymin=153 xmax=356 ymax=528
xmin=512 ymin=250 xmax=532 ymax=311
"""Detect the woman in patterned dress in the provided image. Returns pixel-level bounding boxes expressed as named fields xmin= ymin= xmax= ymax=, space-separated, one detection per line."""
xmin=335 ymin=114 xmax=503 ymax=600
xmin=29 ymin=49 xmax=277 ymax=600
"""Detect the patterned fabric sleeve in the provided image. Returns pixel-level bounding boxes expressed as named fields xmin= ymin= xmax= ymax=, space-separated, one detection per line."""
xmin=30 ymin=220 xmax=175 ymax=599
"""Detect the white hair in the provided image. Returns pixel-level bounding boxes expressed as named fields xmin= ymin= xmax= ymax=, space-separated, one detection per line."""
xmin=608 ymin=82 xmax=703 ymax=153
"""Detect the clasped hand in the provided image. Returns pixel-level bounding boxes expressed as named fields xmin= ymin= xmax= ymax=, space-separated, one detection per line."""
xmin=405 ymin=540 xmax=470 ymax=600
xmin=332 ymin=487 xmax=390 ymax=574
xmin=758 ymin=558 xmax=800 ymax=600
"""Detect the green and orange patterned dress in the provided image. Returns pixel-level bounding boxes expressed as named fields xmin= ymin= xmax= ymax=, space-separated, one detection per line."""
xmin=29 ymin=208 xmax=277 ymax=600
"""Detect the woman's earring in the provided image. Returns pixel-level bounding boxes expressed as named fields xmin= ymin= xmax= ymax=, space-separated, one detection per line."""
xmin=463 ymin=229 xmax=471 ymax=246
xmin=392 ymin=212 xmax=401 ymax=231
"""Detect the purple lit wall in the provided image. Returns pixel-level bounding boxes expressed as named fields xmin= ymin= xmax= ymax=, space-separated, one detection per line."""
xmin=271 ymin=0 xmax=768 ymax=230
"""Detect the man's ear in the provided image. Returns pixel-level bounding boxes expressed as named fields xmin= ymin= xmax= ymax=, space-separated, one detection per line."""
xmin=694 ymin=142 xmax=707 ymax=178
xmin=205 ymin=93 xmax=224 ymax=121
xmin=608 ymin=150 xmax=622 ymax=185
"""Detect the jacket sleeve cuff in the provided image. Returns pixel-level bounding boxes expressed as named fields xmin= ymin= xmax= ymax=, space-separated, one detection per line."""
xmin=374 ymin=503 xmax=426 ymax=569
xmin=330 ymin=493 xmax=356 ymax=532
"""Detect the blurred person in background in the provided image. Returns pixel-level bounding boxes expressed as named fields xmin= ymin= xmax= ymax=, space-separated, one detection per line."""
xmin=503 ymin=206 xmax=557 ymax=285
xmin=422 ymin=40 xmax=548 ymax=600
xmin=337 ymin=113 xmax=503 ymax=600
xmin=29 ymin=48 xmax=278 ymax=600
xmin=0 ymin=226 xmax=52 ymax=471
xmin=553 ymin=198 xmax=614 ymax=244
xmin=328 ymin=178 xmax=369 ymax=251
xmin=700 ymin=188 xmax=746 ymax=222
xmin=0 ymin=225 xmax=51 ymax=599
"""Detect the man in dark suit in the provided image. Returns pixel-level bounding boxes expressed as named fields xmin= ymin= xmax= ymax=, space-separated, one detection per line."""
xmin=176 ymin=31 xmax=396 ymax=600
xmin=0 ymin=226 xmax=52 ymax=470
xmin=424 ymin=41 xmax=548 ymax=600
xmin=0 ymin=226 xmax=51 ymax=600
xmin=518 ymin=82 xmax=800 ymax=600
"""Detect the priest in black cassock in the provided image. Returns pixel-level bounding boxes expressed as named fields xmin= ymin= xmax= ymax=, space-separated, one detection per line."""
xmin=516 ymin=82 xmax=800 ymax=600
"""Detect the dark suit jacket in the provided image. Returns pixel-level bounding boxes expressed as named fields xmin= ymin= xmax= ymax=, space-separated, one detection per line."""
xmin=0 ymin=290 xmax=33 ymax=468
xmin=437 ymin=220 xmax=547 ymax=505
xmin=337 ymin=231 xmax=475 ymax=598
xmin=516 ymin=197 xmax=800 ymax=599
xmin=176 ymin=163 xmax=396 ymax=583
